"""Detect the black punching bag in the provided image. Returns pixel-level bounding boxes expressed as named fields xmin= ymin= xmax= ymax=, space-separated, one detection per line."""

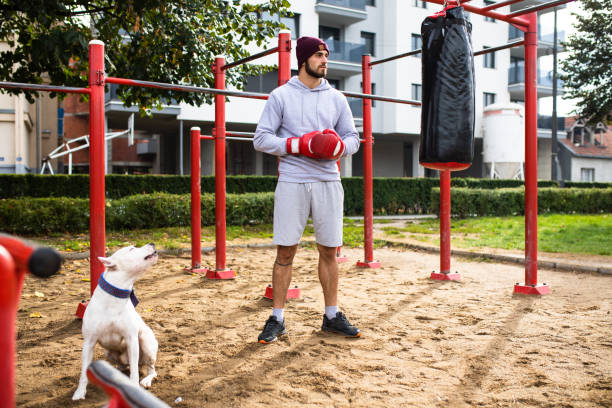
xmin=419 ymin=6 xmax=475 ymax=171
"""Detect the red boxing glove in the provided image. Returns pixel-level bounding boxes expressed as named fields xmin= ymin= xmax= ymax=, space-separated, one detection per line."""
xmin=309 ymin=128 xmax=345 ymax=160
xmin=286 ymin=131 xmax=320 ymax=159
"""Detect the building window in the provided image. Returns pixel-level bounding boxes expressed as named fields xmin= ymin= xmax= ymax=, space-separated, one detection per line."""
xmin=319 ymin=25 xmax=340 ymax=44
xmin=361 ymin=31 xmax=375 ymax=57
xmin=366 ymin=0 xmax=375 ymax=6
xmin=413 ymin=0 xmax=427 ymax=8
xmin=281 ymin=14 xmax=300 ymax=39
xmin=261 ymin=12 xmax=300 ymax=39
xmin=483 ymin=47 xmax=496 ymax=68
xmin=580 ymin=168 xmax=595 ymax=182
xmin=484 ymin=1 xmax=495 ymax=22
xmin=483 ymin=92 xmax=496 ymax=107
xmin=328 ymin=78 xmax=341 ymax=89
xmin=411 ymin=34 xmax=422 ymax=58
xmin=411 ymin=83 xmax=422 ymax=101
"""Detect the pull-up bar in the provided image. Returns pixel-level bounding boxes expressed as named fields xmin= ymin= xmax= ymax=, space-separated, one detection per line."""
xmin=222 ymin=47 xmax=279 ymax=71
xmin=0 ymin=81 xmax=90 ymax=94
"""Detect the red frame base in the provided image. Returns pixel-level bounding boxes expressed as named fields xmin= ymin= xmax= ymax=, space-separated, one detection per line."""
xmin=514 ymin=283 xmax=550 ymax=295
xmin=336 ymin=254 xmax=349 ymax=263
xmin=263 ymin=285 xmax=300 ymax=300
xmin=184 ymin=266 xmax=208 ymax=274
xmin=356 ymin=260 xmax=381 ymax=268
xmin=205 ymin=269 xmax=236 ymax=280
xmin=75 ymin=300 xmax=88 ymax=319
xmin=430 ymin=271 xmax=461 ymax=281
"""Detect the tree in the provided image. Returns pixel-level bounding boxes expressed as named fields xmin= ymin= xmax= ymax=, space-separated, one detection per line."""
xmin=0 ymin=0 xmax=291 ymax=112
xmin=560 ymin=0 xmax=612 ymax=125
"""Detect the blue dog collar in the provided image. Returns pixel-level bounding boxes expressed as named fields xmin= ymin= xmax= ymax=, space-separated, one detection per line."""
xmin=98 ymin=274 xmax=139 ymax=307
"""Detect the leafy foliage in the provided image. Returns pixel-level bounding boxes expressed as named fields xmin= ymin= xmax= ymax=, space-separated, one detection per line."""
xmin=0 ymin=0 xmax=291 ymax=111
xmin=560 ymin=0 xmax=612 ymax=124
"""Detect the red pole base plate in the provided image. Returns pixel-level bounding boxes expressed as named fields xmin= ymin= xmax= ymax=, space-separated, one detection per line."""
xmin=430 ymin=272 xmax=461 ymax=281
xmin=263 ymin=285 xmax=300 ymax=300
xmin=514 ymin=283 xmax=550 ymax=295
xmin=356 ymin=260 xmax=381 ymax=268
xmin=205 ymin=269 xmax=236 ymax=280
xmin=184 ymin=266 xmax=208 ymax=274
xmin=75 ymin=300 xmax=89 ymax=319
xmin=336 ymin=255 xmax=349 ymax=263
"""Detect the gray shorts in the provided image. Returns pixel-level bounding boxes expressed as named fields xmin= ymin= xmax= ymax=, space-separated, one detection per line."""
xmin=273 ymin=181 xmax=344 ymax=247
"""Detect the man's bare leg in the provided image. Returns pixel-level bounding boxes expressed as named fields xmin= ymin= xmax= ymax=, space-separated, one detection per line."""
xmin=317 ymin=244 xmax=338 ymax=307
xmin=273 ymin=245 xmax=298 ymax=309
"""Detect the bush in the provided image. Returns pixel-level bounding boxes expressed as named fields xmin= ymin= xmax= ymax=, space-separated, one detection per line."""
xmin=0 ymin=192 xmax=275 ymax=234
xmin=430 ymin=187 xmax=612 ymax=217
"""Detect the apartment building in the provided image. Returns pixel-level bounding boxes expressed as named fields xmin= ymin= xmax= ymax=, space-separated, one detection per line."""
xmin=57 ymin=0 xmax=578 ymax=180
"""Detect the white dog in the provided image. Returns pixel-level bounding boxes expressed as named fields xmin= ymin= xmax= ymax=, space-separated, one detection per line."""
xmin=73 ymin=243 xmax=159 ymax=400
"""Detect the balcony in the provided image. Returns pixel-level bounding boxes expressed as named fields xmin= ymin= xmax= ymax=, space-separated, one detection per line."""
xmin=326 ymin=40 xmax=366 ymax=76
xmin=508 ymin=65 xmax=564 ymax=100
xmin=315 ymin=0 xmax=368 ymax=26
xmin=105 ymin=83 xmax=180 ymax=116
xmin=510 ymin=0 xmax=566 ymax=15
xmin=509 ymin=25 xmax=565 ymax=57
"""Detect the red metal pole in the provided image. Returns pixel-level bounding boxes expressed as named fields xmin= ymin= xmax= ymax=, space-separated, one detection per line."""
xmin=357 ymin=54 xmax=380 ymax=268
xmin=430 ymin=171 xmax=459 ymax=280
xmin=0 ymin=245 xmax=17 ymax=408
xmin=515 ymin=12 xmax=549 ymax=295
xmin=88 ymin=40 xmax=106 ymax=294
xmin=209 ymin=56 xmax=235 ymax=280
xmin=440 ymin=171 xmax=451 ymax=273
xmin=278 ymin=30 xmax=291 ymax=86
xmin=188 ymin=127 xmax=206 ymax=273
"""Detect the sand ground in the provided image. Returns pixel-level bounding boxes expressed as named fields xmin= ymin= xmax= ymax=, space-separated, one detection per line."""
xmin=15 ymin=245 xmax=612 ymax=407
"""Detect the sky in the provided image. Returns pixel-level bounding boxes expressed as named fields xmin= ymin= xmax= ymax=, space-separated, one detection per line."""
xmin=537 ymin=1 xmax=582 ymax=117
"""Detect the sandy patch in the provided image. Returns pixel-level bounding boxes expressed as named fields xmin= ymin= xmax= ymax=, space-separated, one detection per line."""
xmin=15 ymin=246 xmax=612 ymax=407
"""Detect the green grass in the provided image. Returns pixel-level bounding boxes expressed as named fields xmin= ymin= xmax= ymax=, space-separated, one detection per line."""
xmin=394 ymin=214 xmax=612 ymax=256
xmin=30 ymin=214 xmax=612 ymax=256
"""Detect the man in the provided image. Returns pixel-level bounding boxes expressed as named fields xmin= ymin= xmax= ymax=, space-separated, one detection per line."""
xmin=253 ymin=36 xmax=361 ymax=344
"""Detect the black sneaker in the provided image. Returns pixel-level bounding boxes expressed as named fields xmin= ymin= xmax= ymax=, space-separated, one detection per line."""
xmin=322 ymin=312 xmax=361 ymax=338
xmin=257 ymin=315 xmax=287 ymax=344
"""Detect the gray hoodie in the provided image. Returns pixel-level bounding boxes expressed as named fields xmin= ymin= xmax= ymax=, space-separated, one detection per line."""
xmin=253 ymin=76 xmax=360 ymax=182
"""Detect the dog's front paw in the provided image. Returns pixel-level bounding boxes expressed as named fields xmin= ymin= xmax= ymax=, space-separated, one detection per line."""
xmin=72 ymin=387 xmax=86 ymax=400
xmin=140 ymin=376 xmax=154 ymax=388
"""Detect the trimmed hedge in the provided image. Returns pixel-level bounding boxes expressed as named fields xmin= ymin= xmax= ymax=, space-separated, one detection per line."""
xmin=0 ymin=192 xmax=274 ymax=235
xmin=430 ymin=187 xmax=612 ymax=217
xmin=0 ymin=174 xmax=279 ymax=199
xmin=3 ymin=174 xmax=602 ymax=201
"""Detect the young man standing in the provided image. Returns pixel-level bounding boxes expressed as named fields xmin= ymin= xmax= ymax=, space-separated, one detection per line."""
xmin=253 ymin=36 xmax=361 ymax=344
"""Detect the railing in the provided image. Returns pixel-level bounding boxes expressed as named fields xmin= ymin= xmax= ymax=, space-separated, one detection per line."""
xmin=508 ymin=66 xmax=564 ymax=88
xmin=509 ymin=25 xmax=565 ymax=43
xmin=538 ymin=114 xmax=565 ymax=130
xmin=327 ymin=40 xmax=366 ymax=64
xmin=316 ymin=0 xmax=367 ymax=10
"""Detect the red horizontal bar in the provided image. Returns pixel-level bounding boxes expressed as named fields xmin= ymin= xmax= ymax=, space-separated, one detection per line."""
xmin=424 ymin=0 xmax=529 ymax=27
xmin=223 ymin=47 xmax=279 ymax=71
xmin=106 ymin=77 xmax=269 ymax=100
xmin=0 ymin=81 xmax=90 ymax=94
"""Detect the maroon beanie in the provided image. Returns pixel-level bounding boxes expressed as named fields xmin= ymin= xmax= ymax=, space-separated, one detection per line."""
xmin=296 ymin=36 xmax=330 ymax=69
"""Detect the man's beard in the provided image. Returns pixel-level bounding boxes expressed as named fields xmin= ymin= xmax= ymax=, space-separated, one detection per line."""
xmin=305 ymin=62 xmax=326 ymax=79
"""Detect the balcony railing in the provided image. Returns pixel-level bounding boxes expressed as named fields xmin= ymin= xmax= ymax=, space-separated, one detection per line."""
xmin=327 ymin=40 xmax=366 ymax=64
xmin=509 ymin=25 xmax=565 ymax=44
xmin=316 ymin=0 xmax=366 ymax=10
xmin=508 ymin=66 xmax=564 ymax=88
xmin=538 ymin=115 xmax=565 ymax=131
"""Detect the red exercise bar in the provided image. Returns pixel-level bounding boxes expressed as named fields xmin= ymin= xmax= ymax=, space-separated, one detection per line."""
xmin=356 ymin=54 xmax=380 ymax=269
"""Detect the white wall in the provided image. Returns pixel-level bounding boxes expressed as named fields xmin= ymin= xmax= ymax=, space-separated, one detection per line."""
xmin=571 ymin=157 xmax=612 ymax=182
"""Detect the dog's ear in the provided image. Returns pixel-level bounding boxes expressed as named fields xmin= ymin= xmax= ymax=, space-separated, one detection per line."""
xmin=98 ymin=256 xmax=118 ymax=271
